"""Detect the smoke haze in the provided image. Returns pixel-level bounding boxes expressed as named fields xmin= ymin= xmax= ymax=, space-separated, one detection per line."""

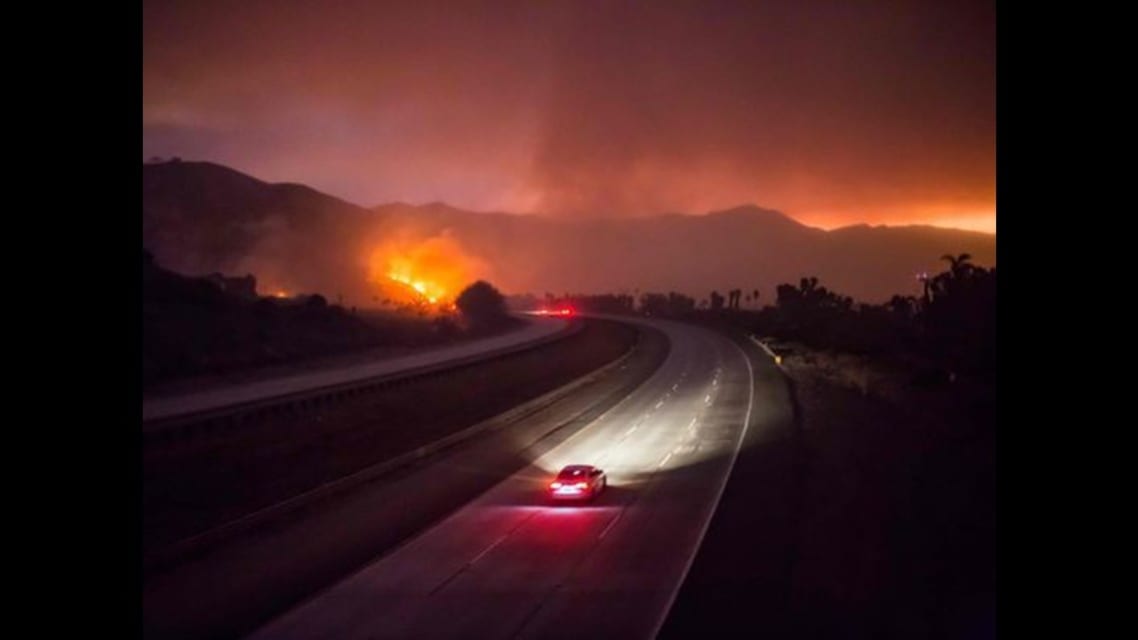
xmin=144 ymin=1 xmax=994 ymax=231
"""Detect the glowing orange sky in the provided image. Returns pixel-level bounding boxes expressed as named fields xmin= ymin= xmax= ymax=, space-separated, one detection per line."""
xmin=143 ymin=1 xmax=995 ymax=233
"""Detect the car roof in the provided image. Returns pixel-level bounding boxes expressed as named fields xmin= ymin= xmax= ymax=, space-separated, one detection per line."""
xmin=557 ymin=464 xmax=596 ymax=475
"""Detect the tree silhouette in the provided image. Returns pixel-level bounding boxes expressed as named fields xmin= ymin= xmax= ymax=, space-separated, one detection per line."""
xmin=941 ymin=253 xmax=974 ymax=280
xmin=709 ymin=290 xmax=725 ymax=311
xmin=749 ymin=254 xmax=993 ymax=374
xmin=888 ymin=294 xmax=917 ymax=319
xmin=457 ymin=281 xmax=508 ymax=325
xmin=725 ymin=288 xmax=740 ymax=309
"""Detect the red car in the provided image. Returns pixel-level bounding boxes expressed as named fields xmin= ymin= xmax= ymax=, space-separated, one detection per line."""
xmin=548 ymin=464 xmax=607 ymax=501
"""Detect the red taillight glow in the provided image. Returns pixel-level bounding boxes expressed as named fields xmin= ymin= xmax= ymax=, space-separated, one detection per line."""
xmin=534 ymin=307 xmax=573 ymax=317
xmin=576 ymin=482 xmax=588 ymax=488
xmin=550 ymin=482 xmax=562 ymax=489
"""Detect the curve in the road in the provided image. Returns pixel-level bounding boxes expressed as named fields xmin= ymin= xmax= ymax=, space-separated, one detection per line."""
xmin=249 ymin=317 xmax=784 ymax=640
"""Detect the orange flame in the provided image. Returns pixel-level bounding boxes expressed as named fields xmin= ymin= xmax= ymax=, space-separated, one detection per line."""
xmin=368 ymin=231 xmax=488 ymax=307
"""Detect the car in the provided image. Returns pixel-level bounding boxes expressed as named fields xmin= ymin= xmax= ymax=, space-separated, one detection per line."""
xmin=548 ymin=464 xmax=607 ymax=501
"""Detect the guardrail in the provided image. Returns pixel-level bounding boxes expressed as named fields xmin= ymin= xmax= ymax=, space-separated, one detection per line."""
xmin=142 ymin=319 xmax=583 ymax=449
xmin=748 ymin=334 xmax=784 ymax=367
xmin=143 ymin=326 xmax=639 ymax=573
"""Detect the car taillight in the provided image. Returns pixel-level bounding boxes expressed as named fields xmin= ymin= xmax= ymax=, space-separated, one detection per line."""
xmin=576 ymin=482 xmax=588 ymax=488
xmin=550 ymin=482 xmax=562 ymax=489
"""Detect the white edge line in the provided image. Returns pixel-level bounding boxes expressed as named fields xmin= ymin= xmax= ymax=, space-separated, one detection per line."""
xmin=649 ymin=336 xmax=756 ymax=639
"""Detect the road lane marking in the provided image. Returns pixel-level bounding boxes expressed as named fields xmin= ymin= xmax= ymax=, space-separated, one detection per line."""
xmin=469 ymin=532 xmax=510 ymax=565
xmin=542 ymin=357 xmax=681 ymax=452
xmin=428 ymin=508 xmax=541 ymax=595
xmin=650 ymin=337 xmax=757 ymax=638
xmin=597 ymin=510 xmax=624 ymax=540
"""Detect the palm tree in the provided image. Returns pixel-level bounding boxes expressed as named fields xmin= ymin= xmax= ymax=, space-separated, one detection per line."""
xmin=941 ymin=253 xmax=974 ymax=280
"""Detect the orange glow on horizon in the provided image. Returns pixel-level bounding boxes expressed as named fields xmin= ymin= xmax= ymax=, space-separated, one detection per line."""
xmin=794 ymin=207 xmax=996 ymax=235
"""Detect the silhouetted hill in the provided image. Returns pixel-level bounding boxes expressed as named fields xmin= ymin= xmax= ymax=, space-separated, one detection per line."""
xmin=144 ymin=161 xmax=368 ymax=299
xmin=144 ymin=161 xmax=996 ymax=304
xmin=142 ymin=249 xmax=388 ymax=387
xmin=368 ymin=202 xmax=994 ymax=303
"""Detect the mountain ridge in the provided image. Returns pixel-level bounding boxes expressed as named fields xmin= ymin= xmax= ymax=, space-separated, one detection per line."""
xmin=143 ymin=161 xmax=996 ymax=305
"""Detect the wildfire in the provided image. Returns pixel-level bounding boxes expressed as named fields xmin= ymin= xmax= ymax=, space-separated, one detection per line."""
xmin=368 ymin=231 xmax=488 ymax=308
xmin=386 ymin=272 xmax=441 ymax=304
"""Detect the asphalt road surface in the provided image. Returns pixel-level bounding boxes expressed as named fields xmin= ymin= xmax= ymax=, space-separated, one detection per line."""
xmin=248 ymin=317 xmax=785 ymax=639
xmin=143 ymin=315 xmax=569 ymax=423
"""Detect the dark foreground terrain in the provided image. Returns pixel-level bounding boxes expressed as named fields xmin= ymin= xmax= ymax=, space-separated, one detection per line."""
xmin=661 ymin=335 xmax=996 ymax=639
xmin=143 ymin=250 xmax=521 ymax=389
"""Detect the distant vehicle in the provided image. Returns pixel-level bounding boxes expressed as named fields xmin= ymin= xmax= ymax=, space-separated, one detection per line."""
xmin=532 ymin=307 xmax=574 ymax=317
xmin=548 ymin=464 xmax=607 ymax=501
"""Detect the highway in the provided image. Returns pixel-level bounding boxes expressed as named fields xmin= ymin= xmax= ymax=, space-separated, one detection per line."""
xmin=142 ymin=315 xmax=570 ymax=423
xmin=248 ymin=317 xmax=783 ymax=639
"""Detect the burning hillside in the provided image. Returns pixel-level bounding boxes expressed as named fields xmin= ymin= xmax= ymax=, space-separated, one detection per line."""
xmin=366 ymin=231 xmax=490 ymax=309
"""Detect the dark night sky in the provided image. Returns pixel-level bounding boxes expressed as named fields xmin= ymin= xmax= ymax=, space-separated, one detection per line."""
xmin=143 ymin=0 xmax=995 ymax=232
